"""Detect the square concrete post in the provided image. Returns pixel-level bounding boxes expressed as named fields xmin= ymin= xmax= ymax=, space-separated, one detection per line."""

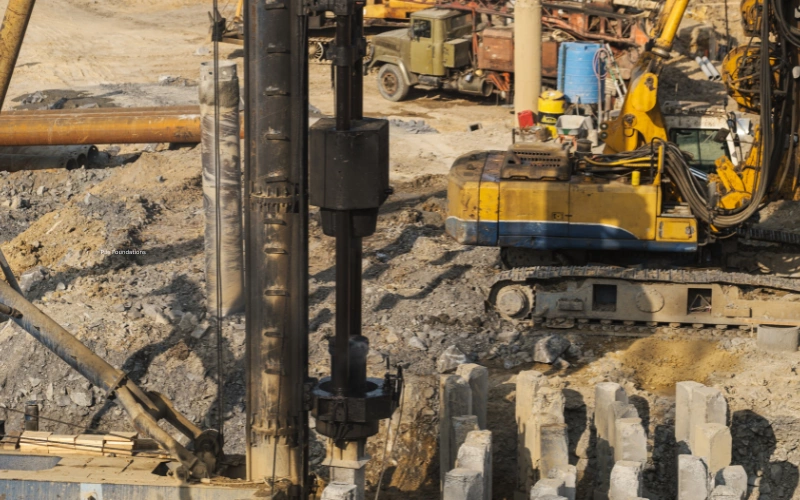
xmin=689 ymin=386 xmax=727 ymax=450
xmin=457 ymin=364 xmax=489 ymax=430
xmin=444 ymin=468 xmax=484 ymax=500
xmin=594 ymin=383 xmax=628 ymax=494
xmin=678 ymin=454 xmax=711 ymax=500
xmin=715 ymin=465 xmax=747 ymax=500
xmin=608 ymin=461 xmax=643 ymax=500
xmin=440 ymin=374 xmax=473 ymax=489
xmin=614 ymin=417 xmax=647 ymax=463
xmin=676 ymin=381 xmax=704 ymax=449
xmin=321 ymin=482 xmax=357 ymax=500
xmin=595 ymin=383 xmax=628 ymax=445
xmin=549 ymin=465 xmax=577 ymax=500
xmin=531 ymin=478 xmax=565 ymax=498
xmin=711 ymin=486 xmax=741 ymax=500
xmin=516 ymin=375 xmax=564 ymax=500
xmin=540 ymin=423 xmax=569 ymax=479
xmin=326 ymin=440 xmax=369 ymax=500
xmin=456 ymin=430 xmax=492 ymax=500
xmin=607 ymin=402 xmax=638 ymax=456
xmin=451 ymin=415 xmax=479 ymax=475
xmin=692 ymin=423 xmax=732 ymax=477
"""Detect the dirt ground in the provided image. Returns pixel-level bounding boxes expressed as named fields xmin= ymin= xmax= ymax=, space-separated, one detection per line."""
xmin=1 ymin=0 xmax=800 ymax=499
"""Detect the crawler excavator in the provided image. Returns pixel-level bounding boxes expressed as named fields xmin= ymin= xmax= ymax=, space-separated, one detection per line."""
xmin=445 ymin=0 xmax=800 ymax=328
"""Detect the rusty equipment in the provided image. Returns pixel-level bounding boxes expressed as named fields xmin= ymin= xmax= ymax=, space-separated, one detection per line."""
xmin=0 ymin=110 xmax=202 ymax=145
xmin=0 ymin=0 xmax=35 ymax=109
xmin=0 ymin=106 xmax=251 ymax=146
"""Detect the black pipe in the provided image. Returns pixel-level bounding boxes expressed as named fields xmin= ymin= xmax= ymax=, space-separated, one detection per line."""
xmin=333 ymin=210 xmax=353 ymax=395
xmin=335 ymin=15 xmax=353 ymax=131
xmin=352 ymin=1 xmax=364 ymax=120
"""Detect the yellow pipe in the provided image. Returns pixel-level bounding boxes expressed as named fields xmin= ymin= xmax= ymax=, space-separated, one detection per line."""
xmin=652 ymin=0 xmax=690 ymax=55
xmin=0 ymin=0 xmax=36 ymax=110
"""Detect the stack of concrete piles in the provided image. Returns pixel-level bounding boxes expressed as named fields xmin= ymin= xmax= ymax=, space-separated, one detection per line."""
xmin=440 ymin=364 xmax=491 ymax=499
xmin=593 ymin=382 xmax=649 ymax=500
xmin=511 ymin=370 xmax=574 ymax=500
xmin=676 ymin=382 xmax=747 ymax=500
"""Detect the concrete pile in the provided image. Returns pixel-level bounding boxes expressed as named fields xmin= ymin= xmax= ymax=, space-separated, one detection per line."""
xmin=514 ymin=370 xmax=572 ymax=500
xmin=676 ymin=381 xmax=746 ymax=500
xmin=592 ymin=382 xmax=648 ymax=499
xmin=440 ymin=364 xmax=490 ymax=492
xmin=444 ymin=430 xmax=493 ymax=500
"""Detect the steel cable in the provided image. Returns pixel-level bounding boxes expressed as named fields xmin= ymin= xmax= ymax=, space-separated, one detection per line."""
xmin=212 ymin=0 xmax=225 ymax=449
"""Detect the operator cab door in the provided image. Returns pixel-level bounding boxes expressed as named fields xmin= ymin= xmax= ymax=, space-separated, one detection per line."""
xmin=410 ymin=18 xmax=439 ymax=76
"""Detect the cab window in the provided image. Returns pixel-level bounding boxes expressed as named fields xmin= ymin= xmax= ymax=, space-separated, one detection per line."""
xmin=412 ymin=19 xmax=431 ymax=39
xmin=670 ymin=128 xmax=731 ymax=172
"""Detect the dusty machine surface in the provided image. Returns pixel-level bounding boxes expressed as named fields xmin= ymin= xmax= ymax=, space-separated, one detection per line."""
xmin=445 ymin=0 xmax=800 ymax=328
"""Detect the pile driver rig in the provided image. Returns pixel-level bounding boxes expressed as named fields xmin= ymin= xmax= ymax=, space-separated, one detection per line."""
xmin=446 ymin=0 xmax=800 ymax=328
xmin=0 ymin=0 xmax=400 ymax=496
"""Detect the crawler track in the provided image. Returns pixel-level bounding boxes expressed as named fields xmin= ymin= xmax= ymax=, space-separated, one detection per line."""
xmin=488 ymin=266 xmax=800 ymax=327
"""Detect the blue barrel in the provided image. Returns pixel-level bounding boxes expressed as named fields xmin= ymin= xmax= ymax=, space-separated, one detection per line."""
xmin=557 ymin=42 xmax=604 ymax=104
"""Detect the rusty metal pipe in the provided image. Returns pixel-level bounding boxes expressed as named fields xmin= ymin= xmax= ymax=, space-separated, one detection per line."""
xmin=0 ymin=0 xmax=35 ymax=110
xmin=0 ymin=109 xmax=247 ymax=145
xmin=0 ymin=113 xmax=202 ymax=145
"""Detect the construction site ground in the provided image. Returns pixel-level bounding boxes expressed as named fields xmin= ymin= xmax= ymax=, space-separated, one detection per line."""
xmin=1 ymin=0 xmax=800 ymax=498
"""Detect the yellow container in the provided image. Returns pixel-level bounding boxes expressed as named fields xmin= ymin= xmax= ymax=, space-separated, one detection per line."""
xmin=537 ymin=90 xmax=566 ymax=136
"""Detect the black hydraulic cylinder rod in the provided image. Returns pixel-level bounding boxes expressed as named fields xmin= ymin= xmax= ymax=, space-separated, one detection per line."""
xmin=335 ymin=14 xmax=353 ymax=131
xmin=352 ymin=2 xmax=364 ymax=120
xmin=333 ymin=210 xmax=354 ymax=396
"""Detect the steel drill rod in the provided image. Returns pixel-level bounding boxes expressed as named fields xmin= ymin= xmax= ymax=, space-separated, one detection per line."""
xmin=333 ymin=210 xmax=354 ymax=396
xmin=0 ymin=0 xmax=35 ymax=110
xmin=335 ymin=15 xmax=353 ymax=131
xmin=352 ymin=3 xmax=364 ymax=120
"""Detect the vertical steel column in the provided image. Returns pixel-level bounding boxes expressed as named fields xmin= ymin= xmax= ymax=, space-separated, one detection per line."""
xmin=0 ymin=0 xmax=35 ymax=110
xmin=244 ymin=0 xmax=309 ymax=493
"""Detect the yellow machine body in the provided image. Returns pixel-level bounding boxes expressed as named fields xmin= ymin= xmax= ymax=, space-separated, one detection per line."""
xmin=363 ymin=0 xmax=435 ymax=20
xmin=445 ymin=145 xmax=698 ymax=251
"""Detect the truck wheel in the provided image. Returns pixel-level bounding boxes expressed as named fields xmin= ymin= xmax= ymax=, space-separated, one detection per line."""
xmin=377 ymin=64 xmax=409 ymax=102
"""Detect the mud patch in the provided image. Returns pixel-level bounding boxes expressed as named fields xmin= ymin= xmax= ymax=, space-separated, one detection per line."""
xmin=614 ymin=337 xmax=740 ymax=395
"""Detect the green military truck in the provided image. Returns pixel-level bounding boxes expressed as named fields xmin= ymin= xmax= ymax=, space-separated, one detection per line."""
xmin=368 ymin=8 xmax=516 ymax=101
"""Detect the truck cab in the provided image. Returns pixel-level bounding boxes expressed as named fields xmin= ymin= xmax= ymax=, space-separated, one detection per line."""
xmin=370 ymin=9 xmax=475 ymax=101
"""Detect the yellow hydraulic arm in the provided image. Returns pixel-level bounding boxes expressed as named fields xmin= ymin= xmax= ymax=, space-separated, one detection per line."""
xmin=600 ymin=0 xmax=690 ymax=153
